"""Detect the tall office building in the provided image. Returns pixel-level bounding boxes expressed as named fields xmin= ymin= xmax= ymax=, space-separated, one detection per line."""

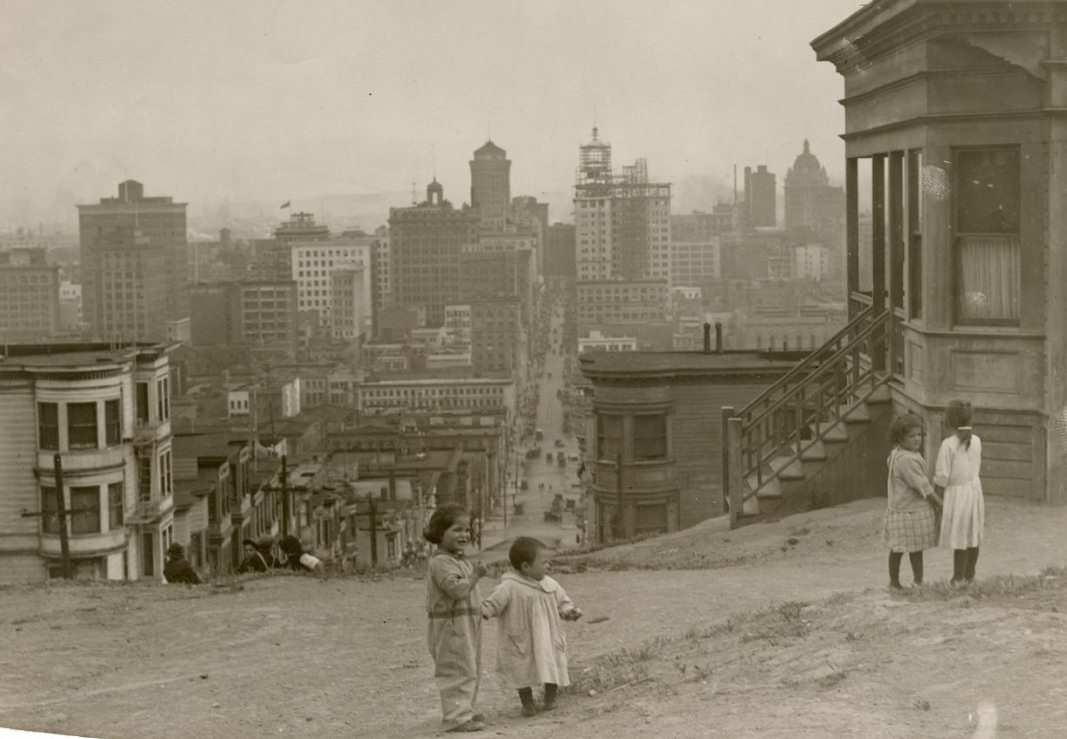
xmin=784 ymin=140 xmax=844 ymax=238
xmin=93 ymin=227 xmax=168 ymax=343
xmin=0 ymin=248 xmax=60 ymax=343
xmin=573 ymin=128 xmax=671 ymax=282
xmin=78 ymin=181 xmax=188 ymax=340
xmin=388 ymin=181 xmax=479 ymax=327
xmin=290 ymin=233 xmax=374 ymax=339
xmin=469 ymin=141 xmax=511 ymax=232
xmin=744 ymin=165 xmax=777 ymax=228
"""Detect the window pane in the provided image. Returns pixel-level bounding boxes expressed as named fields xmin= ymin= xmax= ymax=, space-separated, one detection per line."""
xmin=956 ymin=149 xmax=1019 ymax=234
xmin=70 ymin=486 xmax=101 ymax=534
xmin=634 ymin=414 xmax=667 ymax=461
xmin=40 ymin=486 xmax=59 ymax=534
xmin=67 ymin=402 xmax=98 ymax=449
xmin=138 ymin=456 xmax=152 ymax=501
xmin=596 ymin=414 xmax=623 ymax=460
xmin=157 ymin=378 xmax=170 ymax=421
xmin=38 ymin=402 xmax=59 ymax=450
xmin=957 ymin=235 xmax=1020 ymax=322
xmin=136 ymin=383 xmax=149 ymax=424
xmin=105 ymin=399 xmax=121 ymax=446
xmin=109 ymin=482 xmax=124 ymax=529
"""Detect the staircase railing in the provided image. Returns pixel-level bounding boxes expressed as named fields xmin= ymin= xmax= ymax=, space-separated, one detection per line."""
xmin=724 ymin=307 xmax=893 ymax=525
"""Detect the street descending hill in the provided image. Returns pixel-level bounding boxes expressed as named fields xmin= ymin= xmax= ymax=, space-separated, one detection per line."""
xmin=1 ymin=497 xmax=1066 ymax=738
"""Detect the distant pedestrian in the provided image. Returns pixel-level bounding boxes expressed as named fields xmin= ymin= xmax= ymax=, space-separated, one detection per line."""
xmin=883 ymin=414 xmax=941 ymax=589
xmin=277 ymin=535 xmax=322 ymax=573
xmin=424 ymin=503 xmax=487 ymax=733
xmin=238 ymin=538 xmax=271 ymax=574
xmin=935 ymin=400 xmax=985 ymax=585
xmin=481 ymin=537 xmax=581 ymax=717
xmin=163 ymin=543 xmax=201 ymax=584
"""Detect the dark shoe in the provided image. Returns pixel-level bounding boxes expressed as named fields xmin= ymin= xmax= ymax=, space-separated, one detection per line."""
xmin=542 ymin=699 xmax=558 ymax=712
xmin=521 ymin=704 xmax=539 ymax=717
xmin=471 ymin=714 xmax=485 ymax=723
xmin=889 ymin=580 xmax=904 ymax=591
xmin=447 ymin=719 xmax=486 ymax=733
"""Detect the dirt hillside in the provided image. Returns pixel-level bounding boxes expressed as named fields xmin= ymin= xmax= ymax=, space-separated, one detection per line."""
xmin=1 ymin=497 xmax=1065 ymax=738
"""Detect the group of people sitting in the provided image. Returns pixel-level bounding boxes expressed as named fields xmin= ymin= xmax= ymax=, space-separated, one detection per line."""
xmin=238 ymin=534 xmax=323 ymax=575
xmin=161 ymin=534 xmax=322 ymax=584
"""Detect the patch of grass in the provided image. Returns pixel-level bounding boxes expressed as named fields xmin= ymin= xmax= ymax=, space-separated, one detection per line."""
xmin=905 ymin=568 xmax=1067 ymax=602
xmin=568 ymin=662 xmax=651 ymax=695
xmin=741 ymin=601 xmax=812 ymax=643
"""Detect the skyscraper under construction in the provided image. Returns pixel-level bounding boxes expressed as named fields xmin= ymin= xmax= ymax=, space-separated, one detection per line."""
xmin=573 ymin=128 xmax=671 ymax=283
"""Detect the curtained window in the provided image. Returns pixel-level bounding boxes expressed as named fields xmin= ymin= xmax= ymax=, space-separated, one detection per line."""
xmin=954 ymin=148 xmax=1020 ymax=325
xmin=956 ymin=235 xmax=1019 ymax=322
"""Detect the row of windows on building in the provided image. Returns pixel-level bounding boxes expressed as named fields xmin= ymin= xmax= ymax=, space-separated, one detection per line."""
xmin=37 ymin=378 xmax=169 ymax=451
xmin=596 ymin=413 xmax=667 ymax=462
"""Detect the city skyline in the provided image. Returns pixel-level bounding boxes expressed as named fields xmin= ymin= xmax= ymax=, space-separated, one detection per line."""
xmin=2 ymin=0 xmax=862 ymax=229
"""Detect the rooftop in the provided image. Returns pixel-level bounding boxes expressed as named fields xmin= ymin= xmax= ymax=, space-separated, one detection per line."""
xmin=580 ymin=349 xmax=806 ymax=378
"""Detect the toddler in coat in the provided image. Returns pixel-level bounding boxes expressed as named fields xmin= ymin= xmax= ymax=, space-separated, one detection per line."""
xmin=481 ymin=537 xmax=581 ymax=717
xmin=424 ymin=504 xmax=487 ymax=733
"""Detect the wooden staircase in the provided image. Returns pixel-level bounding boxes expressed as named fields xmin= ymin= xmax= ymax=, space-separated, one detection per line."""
xmin=723 ymin=307 xmax=895 ymax=528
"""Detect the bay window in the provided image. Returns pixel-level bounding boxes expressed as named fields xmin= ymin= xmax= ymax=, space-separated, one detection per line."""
xmin=954 ymin=147 xmax=1020 ymax=325
xmin=67 ymin=402 xmax=98 ymax=449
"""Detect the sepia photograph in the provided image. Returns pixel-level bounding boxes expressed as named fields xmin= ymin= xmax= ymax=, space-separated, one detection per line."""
xmin=1 ymin=1 xmax=1066 ymax=736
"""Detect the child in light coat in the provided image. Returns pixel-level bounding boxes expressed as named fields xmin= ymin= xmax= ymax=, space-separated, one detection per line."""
xmin=936 ymin=399 xmax=985 ymax=585
xmin=424 ymin=504 xmax=487 ymax=733
xmin=481 ymin=537 xmax=581 ymax=717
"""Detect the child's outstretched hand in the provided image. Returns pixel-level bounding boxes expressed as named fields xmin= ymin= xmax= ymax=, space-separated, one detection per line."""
xmin=472 ymin=560 xmax=488 ymax=578
xmin=563 ymin=607 xmax=583 ymax=621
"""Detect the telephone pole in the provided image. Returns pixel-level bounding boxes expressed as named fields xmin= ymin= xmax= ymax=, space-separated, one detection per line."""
xmin=280 ymin=454 xmax=290 ymax=537
xmin=53 ymin=453 xmax=72 ymax=578
xmin=369 ymin=494 xmax=378 ymax=568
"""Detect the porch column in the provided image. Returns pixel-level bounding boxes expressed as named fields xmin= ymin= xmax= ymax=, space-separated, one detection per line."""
xmin=888 ymin=151 xmax=905 ymax=376
xmin=1045 ymin=39 xmax=1067 ymax=504
xmin=871 ymin=154 xmax=886 ymax=371
xmin=846 ymin=157 xmax=859 ymax=320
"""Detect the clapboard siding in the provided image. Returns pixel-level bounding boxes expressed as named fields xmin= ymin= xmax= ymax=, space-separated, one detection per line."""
xmin=0 ymin=382 xmax=41 ymax=540
xmin=671 ymin=382 xmax=772 ymax=529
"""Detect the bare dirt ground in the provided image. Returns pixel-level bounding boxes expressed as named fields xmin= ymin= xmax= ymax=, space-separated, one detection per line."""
xmin=2 ymin=496 xmax=1067 ymax=739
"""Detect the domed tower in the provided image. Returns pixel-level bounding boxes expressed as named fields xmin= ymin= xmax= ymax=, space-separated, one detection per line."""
xmin=784 ymin=140 xmax=842 ymax=237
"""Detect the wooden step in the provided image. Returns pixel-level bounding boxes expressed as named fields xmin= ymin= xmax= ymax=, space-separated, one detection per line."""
xmin=816 ymin=421 xmax=849 ymax=443
xmin=866 ymin=383 xmax=892 ymax=404
xmin=743 ymin=471 xmax=782 ymax=500
xmin=838 ymin=402 xmax=870 ymax=423
xmin=769 ymin=454 xmax=804 ymax=481
xmin=799 ymin=439 xmax=827 ymax=461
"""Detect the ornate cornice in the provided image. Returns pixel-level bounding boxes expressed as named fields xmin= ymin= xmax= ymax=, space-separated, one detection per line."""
xmin=814 ymin=2 xmax=1067 ymax=76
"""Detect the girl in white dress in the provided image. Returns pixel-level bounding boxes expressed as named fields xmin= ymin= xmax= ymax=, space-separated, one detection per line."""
xmin=934 ymin=400 xmax=984 ymax=585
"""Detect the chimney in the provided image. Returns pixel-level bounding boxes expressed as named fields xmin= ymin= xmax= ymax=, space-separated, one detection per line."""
xmin=715 ymin=322 xmax=723 ymax=353
xmin=702 ymin=323 xmax=712 ymax=353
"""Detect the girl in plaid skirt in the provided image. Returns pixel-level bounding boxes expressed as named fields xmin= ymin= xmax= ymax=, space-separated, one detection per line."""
xmin=884 ymin=414 xmax=942 ymax=589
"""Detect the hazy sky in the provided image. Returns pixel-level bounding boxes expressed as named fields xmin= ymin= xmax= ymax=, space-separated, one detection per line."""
xmin=1 ymin=0 xmax=864 ymax=228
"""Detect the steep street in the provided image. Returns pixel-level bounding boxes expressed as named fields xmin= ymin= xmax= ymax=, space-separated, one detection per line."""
xmin=478 ymin=293 xmax=583 ymax=562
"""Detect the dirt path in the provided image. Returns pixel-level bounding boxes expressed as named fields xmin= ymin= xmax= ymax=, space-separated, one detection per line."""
xmin=1 ymin=497 xmax=1065 ymax=738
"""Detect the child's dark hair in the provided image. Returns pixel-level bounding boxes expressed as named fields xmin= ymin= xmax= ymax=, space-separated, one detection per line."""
xmin=509 ymin=536 xmax=546 ymax=571
xmin=945 ymin=399 xmax=973 ymax=449
xmin=423 ymin=503 xmax=469 ymax=544
xmin=890 ymin=413 xmax=924 ymax=447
